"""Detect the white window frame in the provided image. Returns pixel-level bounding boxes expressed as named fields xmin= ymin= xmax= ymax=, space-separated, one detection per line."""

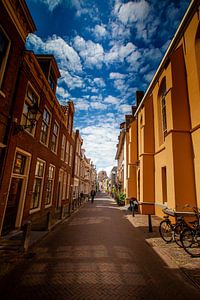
xmin=65 ymin=141 xmax=69 ymax=164
xmin=51 ymin=120 xmax=59 ymax=153
xmin=45 ymin=164 xmax=55 ymax=207
xmin=30 ymin=158 xmax=46 ymax=213
xmin=21 ymin=83 xmax=40 ymax=136
xmin=61 ymin=134 xmax=66 ymax=161
xmin=40 ymin=107 xmax=51 ymax=146
xmin=5 ymin=148 xmax=31 ymax=229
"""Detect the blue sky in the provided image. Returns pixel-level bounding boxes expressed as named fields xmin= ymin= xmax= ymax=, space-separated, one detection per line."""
xmin=26 ymin=0 xmax=189 ymax=174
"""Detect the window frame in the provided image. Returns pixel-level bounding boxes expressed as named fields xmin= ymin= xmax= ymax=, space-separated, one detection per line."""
xmin=30 ymin=158 xmax=46 ymax=212
xmin=40 ymin=107 xmax=51 ymax=146
xmin=0 ymin=26 xmax=11 ymax=90
xmin=21 ymin=83 xmax=40 ymax=136
xmin=51 ymin=120 xmax=59 ymax=153
xmin=61 ymin=134 xmax=66 ymax=161
xmin=45 ymin=164 xmax=55 ymax=207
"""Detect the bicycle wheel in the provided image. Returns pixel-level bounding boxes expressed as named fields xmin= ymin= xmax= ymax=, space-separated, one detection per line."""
xmin=181 ymin=228 xmax=200 ymax=257
xmin=159 ymin=220 xmax=173 ymax=242
xmin=173 ymin=223 xmax=185 ymax=247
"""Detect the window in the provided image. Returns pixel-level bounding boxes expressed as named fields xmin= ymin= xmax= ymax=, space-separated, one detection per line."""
xmin=21 ymin=85 xmax=39 ymax=135
xmin=67 ymin=174 xmax=70 ymax=199
xmin=161 ymin=88 xmax=167 ymax=135
xmin=40 ymin=108 xmax=51 ymax=145
xmin=51 ymin=121 xmax=59 ymax=153
xmin=45 ymin=165 xmax=55 ymax=206
xmin=13 ymin=153 xmax=26 ymax=175
xmin=62 ymin=172 xmax=67 ymax=200
xmin=68 ymin=115 xmax=72 ymax=134
xmin=0 ymin=26 xmax=10 ymax=88
xmin=69 ymin=144 xmax=73 ymax=167
xmin=158 ymin=79 xmax=167 ymax=144
xmin=162 ymin=167 xmax=167 ymax=204
xmin=31 ymin=159 xmax=45 ymax=210
xmin=61 ymin=135 xmax=66 ymax=161
xmin=65 ymin=141 xmax=69 ymax=164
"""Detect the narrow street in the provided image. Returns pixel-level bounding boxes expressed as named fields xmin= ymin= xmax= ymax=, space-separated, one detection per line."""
xmin=0 ymin=193 xmax=199 ymax=300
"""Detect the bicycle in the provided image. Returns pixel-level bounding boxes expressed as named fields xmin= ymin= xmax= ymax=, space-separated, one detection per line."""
xmin=159 ymin=207 xmax=193 ymax=247
xmin=180 ymin=207 xmax=200 ymax=257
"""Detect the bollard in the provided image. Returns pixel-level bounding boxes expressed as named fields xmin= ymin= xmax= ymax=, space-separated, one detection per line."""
xmin=148 ymin=214 xmax=153 ymax=232
xmin=23 ymin=221 xmax=32 ymax=253
xmin=132 ymin=203 xmax=135 ymax=217
xmin=46 ymin=211 xmax=52 ymax=231
xmin=60 ymin=205 xmax=64 ymax=219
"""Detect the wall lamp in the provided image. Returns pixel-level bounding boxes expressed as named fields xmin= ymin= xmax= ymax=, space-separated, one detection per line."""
xmin=13 ymin=103 xmax=41 ymax=134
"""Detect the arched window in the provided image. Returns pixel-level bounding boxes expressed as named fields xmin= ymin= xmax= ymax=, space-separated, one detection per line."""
xmin=158 ymin=78 xmax=167 ymax=144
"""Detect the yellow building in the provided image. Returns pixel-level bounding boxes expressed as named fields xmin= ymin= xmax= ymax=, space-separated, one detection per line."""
xmin=135 ymin=0 xmax=200 ymax=217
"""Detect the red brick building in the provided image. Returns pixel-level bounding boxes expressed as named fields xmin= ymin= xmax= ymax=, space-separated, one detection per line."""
xmin=0 ymin=1 xmax=76 ymax=235
xmin=0 ymin=50 xmax=75 ymax=235
xmin=0 ymin=0 xmax=35 ymax=207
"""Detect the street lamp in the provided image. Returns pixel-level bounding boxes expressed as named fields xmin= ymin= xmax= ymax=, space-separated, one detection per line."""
xmin=13 ymin=103 xmax=41 ymax=134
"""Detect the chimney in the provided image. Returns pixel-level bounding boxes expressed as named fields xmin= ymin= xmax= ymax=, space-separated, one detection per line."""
xmin=136 ymin=91 xmax=144 ymax=107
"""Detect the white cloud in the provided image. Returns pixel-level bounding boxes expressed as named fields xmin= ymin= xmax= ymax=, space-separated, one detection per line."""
xmin=93 ymin=77 xmax=106 ymax=87
xmin=56 ymin=86 xmax=71 ymax=100
xmin=109 ymin=21 xmax=131 ymax=41
xmin=106 ymin=113 xmax=115 ymax=118
xmin=75 ymin=99 xmax=90 ymax=111
xmin=36 ymin=0 xmax=62 ymax=11
xmin=81 ymin=125 xmax=119 ymax=170
xmin=93 ymin=24 xmax=108 ymax=39
xmin=27 ymin=34 xmax=82 ymax=73
xmin=109 ymin=72 xmax=126 ymax=80
xmin=104 ymin=96 xmax=120 ymax=105
xmin=105 ymin=42 xmax=136 ymax=65
xmin=118 ymin=104 xmax=132 ymax=114
xmin=144 ymin=70 xmax=155 ymax=83
xmin=73 ymin=36 xmax=104 ymax=69
xmin=59 ymin=69 xmax=84 ymax=90
xmin=116 ymin=0 xmax=150 ymax=25
xmin=90 ymin=102 xmax=107 ymax=110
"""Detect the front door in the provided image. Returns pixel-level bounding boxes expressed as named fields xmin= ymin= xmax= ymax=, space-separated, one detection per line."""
xmin=2 ymin=177 xmax=23 ymax=235
xmin=2 ymin=150 xmax=30 ymax=235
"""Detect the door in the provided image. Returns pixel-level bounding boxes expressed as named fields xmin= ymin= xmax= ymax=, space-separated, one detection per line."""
xmin=2 ymin=177 xmax=23 ymax=235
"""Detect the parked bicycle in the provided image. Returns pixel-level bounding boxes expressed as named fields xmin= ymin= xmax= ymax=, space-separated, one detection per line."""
xmin=159 ymin=207 xmax=197 ymax=247
xmin=180 ymin=207 xmax=200 ymax=257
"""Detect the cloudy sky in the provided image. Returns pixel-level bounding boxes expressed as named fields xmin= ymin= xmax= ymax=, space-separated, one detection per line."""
xmin=26 ymin=0 xmax=189 ymax=174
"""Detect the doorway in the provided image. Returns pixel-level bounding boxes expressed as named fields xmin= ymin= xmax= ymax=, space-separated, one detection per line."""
xmin=2 ymin=150 xmax=31 ymax=235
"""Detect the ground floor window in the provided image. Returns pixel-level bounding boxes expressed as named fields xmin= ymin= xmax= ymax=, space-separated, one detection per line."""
xmin=30 ymin=159 xmax=45 ymax=210
xmin=45 ymin=164 xmax=55 ymax=206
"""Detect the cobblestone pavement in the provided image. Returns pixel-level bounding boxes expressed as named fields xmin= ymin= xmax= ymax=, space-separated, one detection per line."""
xmin=0 ymin=193 xmax=199 ymax=299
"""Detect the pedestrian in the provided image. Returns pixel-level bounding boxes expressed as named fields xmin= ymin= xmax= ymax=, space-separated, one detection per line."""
xmin=90 ymin=189 xmax=96 ymax=203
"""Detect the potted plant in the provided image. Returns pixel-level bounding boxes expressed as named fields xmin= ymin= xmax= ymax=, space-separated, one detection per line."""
xmin=117 ymin=192 xmax=126 ymax=206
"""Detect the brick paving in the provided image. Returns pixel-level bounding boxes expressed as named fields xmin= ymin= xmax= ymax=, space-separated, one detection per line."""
xmin=0 ymin=193 xmax=199 ymax=299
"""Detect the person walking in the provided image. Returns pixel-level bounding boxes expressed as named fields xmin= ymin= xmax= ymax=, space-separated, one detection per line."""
xmin=90 ymin=189 xmax=96 ymax=203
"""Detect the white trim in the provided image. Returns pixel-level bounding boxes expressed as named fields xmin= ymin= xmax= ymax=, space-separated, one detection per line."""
xmin=29 ymin=157 xmax=46 ymax=214
xmin=5 ymin=148 xmax=32 ymax=229
xmin=21 ymin=82 xmax=40 ymax=137
xmin=51 ymin=119 xmax=59 ymax=154
xmin=40 ymin=106 xmax=52 ymax=147
xmin=45 ymin=164 xmax=55 ymax=208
